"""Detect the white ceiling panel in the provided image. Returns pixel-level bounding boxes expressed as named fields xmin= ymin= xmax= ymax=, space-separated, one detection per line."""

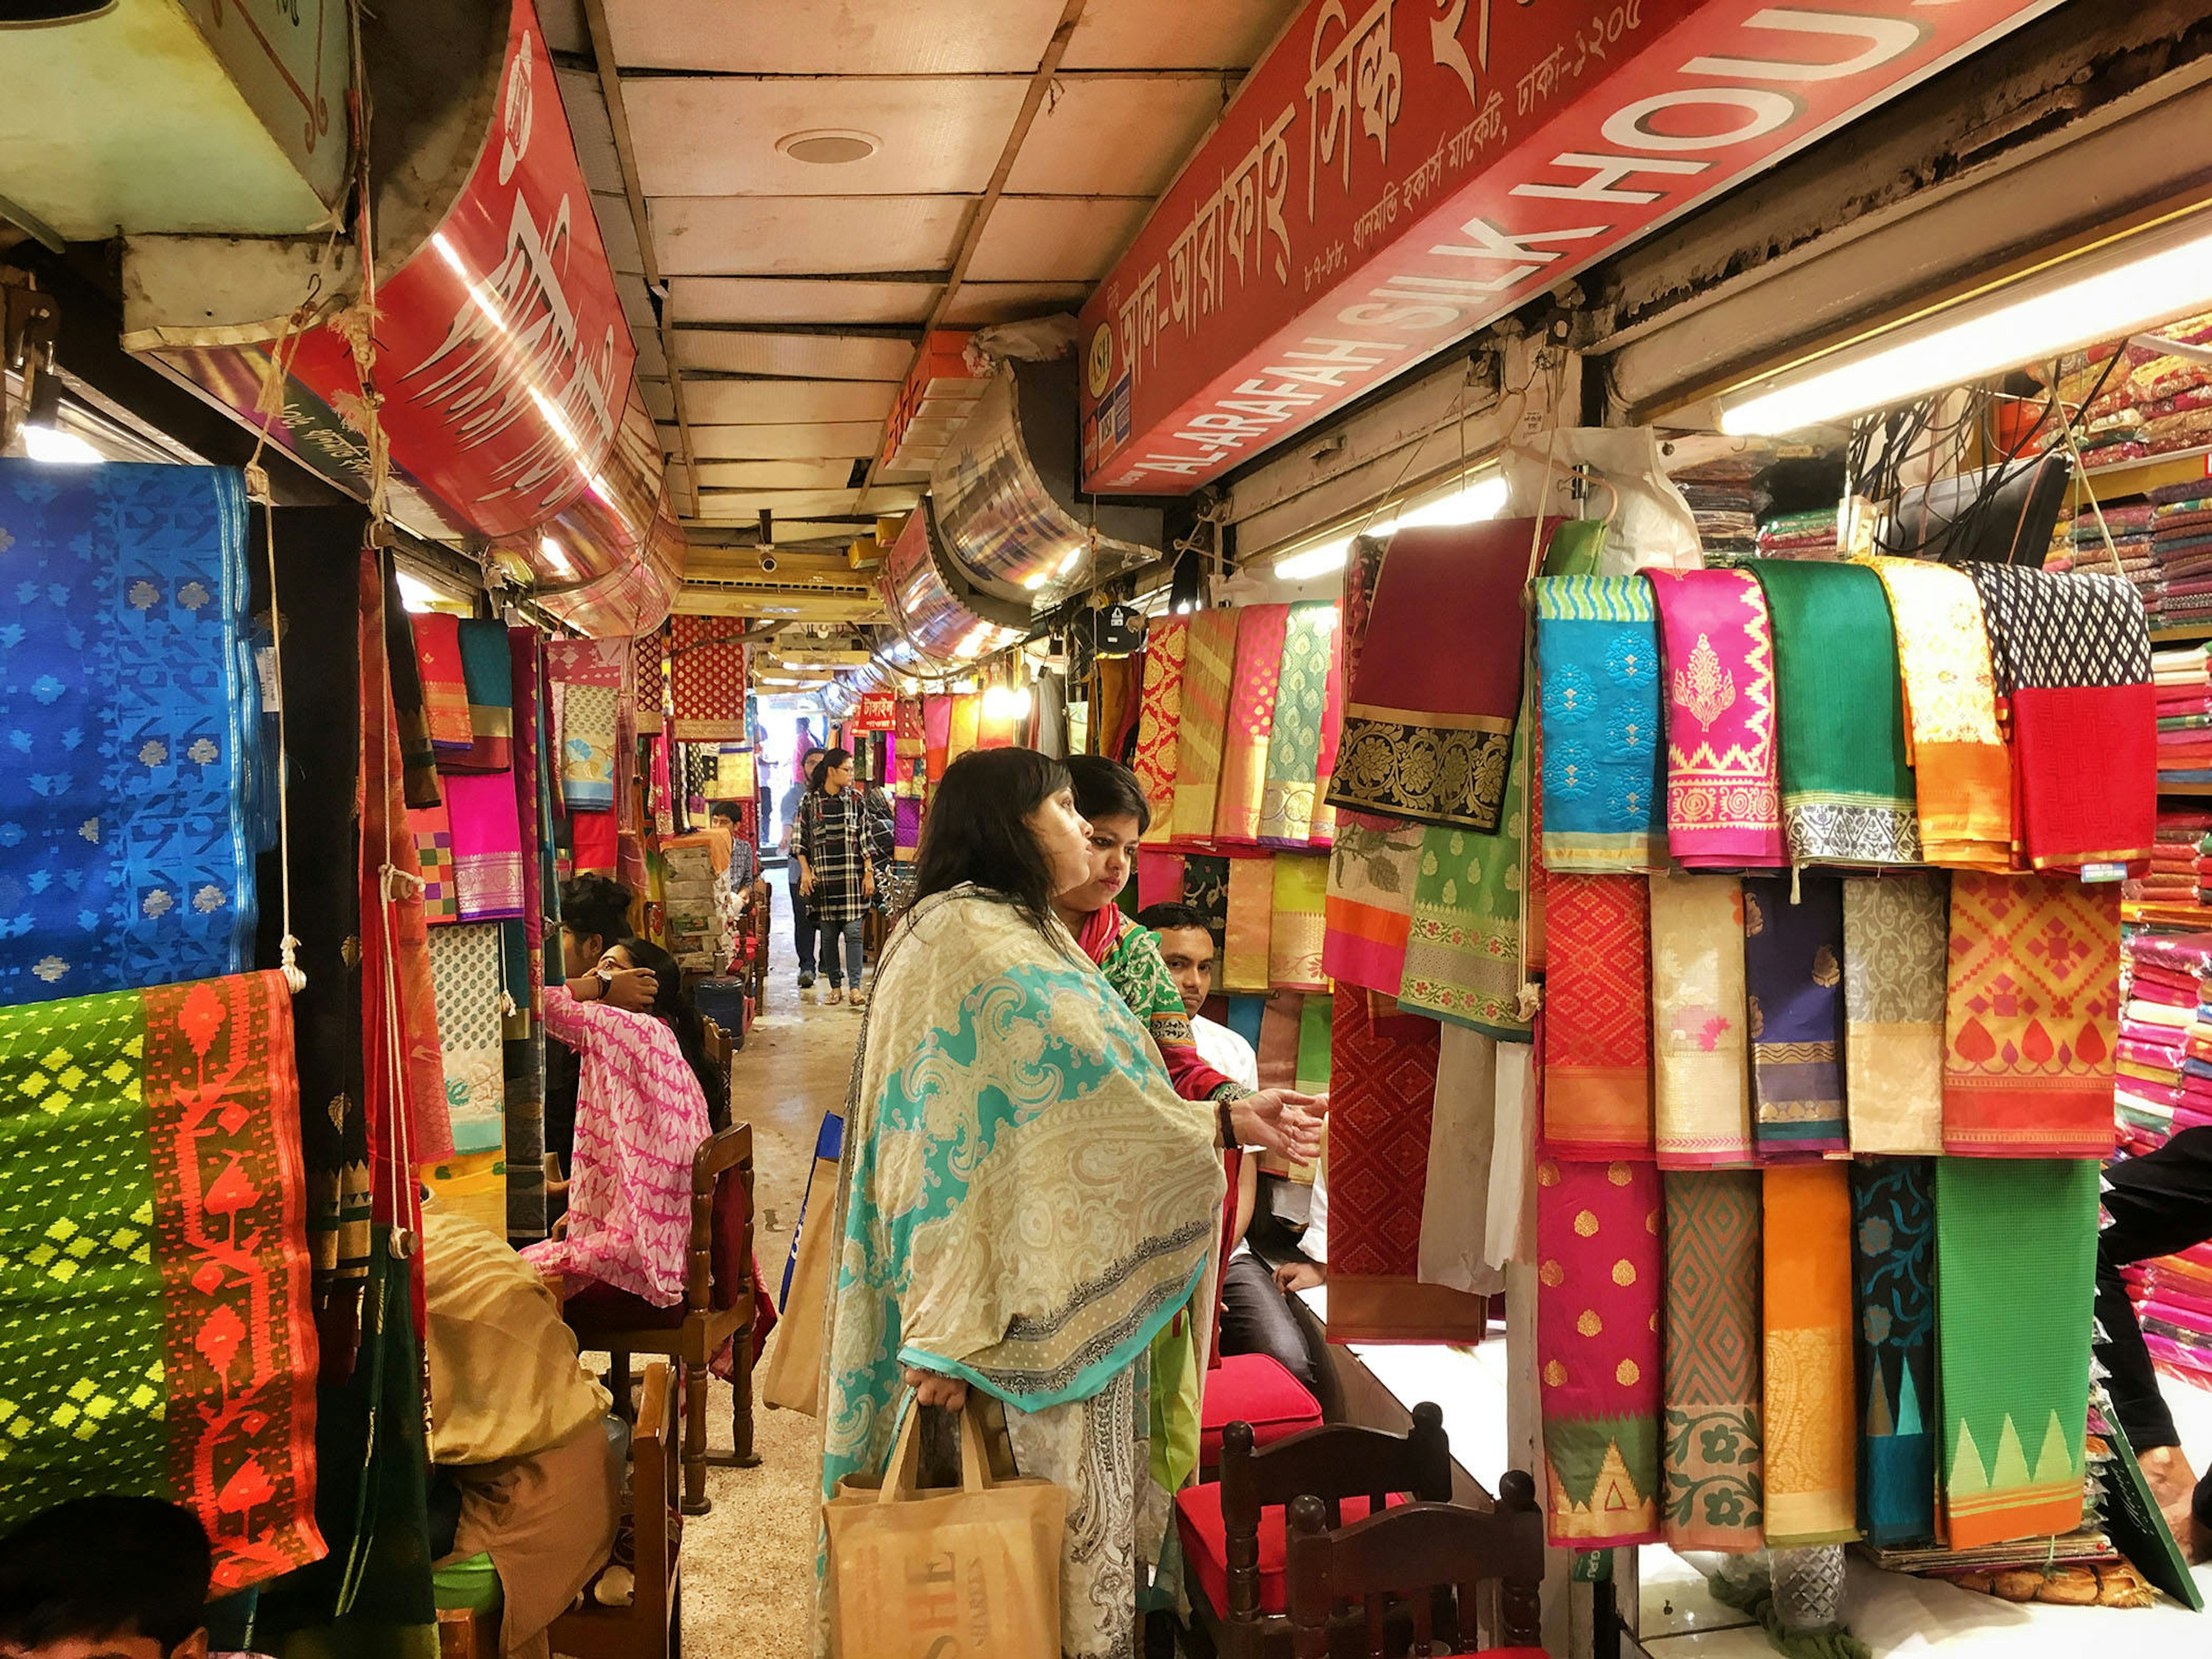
xmin=616 ymin=273 xmax=657 ymax=334
xmin=1061 ymin=1 xmax=1298 ymax=70
xmin=687 ymin=423 xmax=886 ymax=460
xmin=698 ymin=489 xmax=874 ymax=521
xmin=652 ymin=196 xmax=968 ymax=276
xmin=605 ymin=0 xmax=1062 ymax=74
xmin=635 ymin=336 xmax=669 ymax=381
xmin=685 ymin=380 xmax=899 ymax=426
xmin=672 ymin=331 xmax=915 ymax=381
xmin=669 ymin=277 xmax=939 ymax=327
xmin=627 ymin=78 xmax=1027 ymax=198
xmin=965 ymin=196 xmax=1154 ymax=283
xmin=942 ymin=281 xmax=1093 ymax=326
xmin=593 ymin=191 xmax=645 ymax=275
xmin=692 ymin=460 xmax=862 ymax=490
xmin=1006 ymin=77 xmax=1230 ymax=197
xmin=554 ymin=69 xmax=626 ymax=197
xmin=643 ymin=385 xmax=676 ymax=426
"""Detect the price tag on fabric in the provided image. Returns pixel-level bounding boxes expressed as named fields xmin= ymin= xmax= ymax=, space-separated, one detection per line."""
xmin=255 ymin=646 xmax=281 ymax=711
xmin=2079 ymin=863 xmax=2127 ymax=884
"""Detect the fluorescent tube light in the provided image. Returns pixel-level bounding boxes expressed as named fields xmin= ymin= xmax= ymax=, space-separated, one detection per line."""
xmin=1719 ymin=218 xmax=2212 ymax=435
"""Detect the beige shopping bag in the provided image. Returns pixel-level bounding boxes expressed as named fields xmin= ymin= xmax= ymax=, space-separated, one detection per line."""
xmin=760 ymin=1150 xmax=840 ymax=1412
xmin=824 ymin=1400 xmax=1065 ymax=1659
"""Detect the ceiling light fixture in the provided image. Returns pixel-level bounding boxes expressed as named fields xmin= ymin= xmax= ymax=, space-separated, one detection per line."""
xmin=776 ymin=128 xmax=881 ymax=166
xmin=1272 ymin=472 xmax=1510 ymax=581
xmin=1718 ymin=212 xmax=2212 ymax=435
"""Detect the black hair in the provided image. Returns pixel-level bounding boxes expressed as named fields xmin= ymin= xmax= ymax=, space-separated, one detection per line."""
xmin=559 ymin=872 xmax=632 ymax=952
xmin=0 ymin=1497 xmax=211 ymax=1653
xmin=1136 ymin=902 xmax=1213 ymax=937
xmin=912 ymin=748 xmax=1071 ymax=940
xmin=809 ymin=746 xmax=853 ymax=791
xmin=613 ymin=937 xmax=725 ymax=1129
xmin=1065 ymin=754 xmax=1150 ymax=836
xmin=709 ymin=802 xmax=741 ymax=825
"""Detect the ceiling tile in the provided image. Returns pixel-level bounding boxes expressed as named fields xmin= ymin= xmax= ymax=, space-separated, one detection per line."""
xmin=593 ymin=191 xmax=645 ymax=275
xmin=685 ymin=380 xmax=899 ymax=425
xmin=687 ymin=423 xmax=886 ymax=460
xmin=965 ymin=196 xmax=1153 ymax=283
xmin=1060 ymin=1 xmax=1299 ymax=69
xmin=616 ymin=273 xmax=657 ymax=334
xmin=652 ymin=196 xmax=967 ymax=276
xmin=605 ymin=0 xmax=1061 ymax=73
xmin=673 ymin=331 xmax=914 ymax=381
xmin=1006 ymin=76 xmax=1232 ymax=197
xmin=942 ymin=281 xmax=1093 ymax=327
xmin=536 ymin=0 xmax=590 ymax=56
xmin=692 ymin=460 xmax=861 ymax=490
xmin=634 ymin=332 xmax=669 ymax=378
xmin=553 ymin=69 xmax=627 ymax=196
xmin=695 ymin=488 xmax=910 ymax=521
xmin=643 ymin=384 xmax=676 ymax=424
xmin=669 ymin=278 xmax=938 ymax=327
xmin=627 ymin=77 xmax=1027 ymax=198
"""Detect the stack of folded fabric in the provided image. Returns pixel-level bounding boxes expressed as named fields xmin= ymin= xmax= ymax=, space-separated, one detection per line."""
xmin=2045 ymin=503 xmax=2076 ymax=571
xmin=2151 ymin=647 xmax=2212 ymax=790
xmin=1755 ymin=505 xmax=1839 ymax=559
xmin=1673 ymin=457 xmax=1759 ymax=556
xmin=2123 ymin=807 xmax=2208 ymax=924
xmin=2068 ymin=499 xmax=2158 ymax=618
xmin=2139 ymin=1245 xmax=2212 ymax=1388
xmin=2150 ymin=478 xmax=2212 ymax=631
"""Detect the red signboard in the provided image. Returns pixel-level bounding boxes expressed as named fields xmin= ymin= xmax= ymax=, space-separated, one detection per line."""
xmin=853 ymin=690 xmax=898 ymax=732
xmin=1079 ymin=0 xmax=2063 ymax=494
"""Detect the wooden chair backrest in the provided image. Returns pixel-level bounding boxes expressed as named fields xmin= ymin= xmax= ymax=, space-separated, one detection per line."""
xmin=1283 ymin=1472 xmax=1544 ymax=1657
xmin=632 ymin=1362 xmax=681 ymax=1609
xmin=688 ymin=1122 xmax=755 ymax=1316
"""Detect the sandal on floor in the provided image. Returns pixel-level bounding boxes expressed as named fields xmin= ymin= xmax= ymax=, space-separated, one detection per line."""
xmin=824 ymin=986 xmax=843 ymax=1005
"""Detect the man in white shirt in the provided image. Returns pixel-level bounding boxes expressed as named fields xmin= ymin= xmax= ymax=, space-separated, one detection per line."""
xmin=1139 ymin=903 xmax=1320 ymax=1396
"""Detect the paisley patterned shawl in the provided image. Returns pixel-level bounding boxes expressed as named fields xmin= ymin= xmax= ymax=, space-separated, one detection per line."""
xmin=819 ymin=890 xmax=1223 ymax=1503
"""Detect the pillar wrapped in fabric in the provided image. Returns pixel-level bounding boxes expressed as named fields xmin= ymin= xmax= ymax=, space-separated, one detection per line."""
xmin=0 ymin=461 xmax=260 ymax=1006
xmin=0 ymin=972 xmax=324 ymax=1590
xmin=1536 ymin=1157 xmax=1663 ymax=1547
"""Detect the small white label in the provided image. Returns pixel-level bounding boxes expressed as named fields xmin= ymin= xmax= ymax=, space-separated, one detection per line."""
xmin=2079 ymin=862 xmax=2127 ymax=884
xmin=254 ymin=646 xmax=281 ymax=712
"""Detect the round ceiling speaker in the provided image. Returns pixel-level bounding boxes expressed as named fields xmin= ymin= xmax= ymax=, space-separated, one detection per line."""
xmin=776 ymin=129 xmax=880 ymax=165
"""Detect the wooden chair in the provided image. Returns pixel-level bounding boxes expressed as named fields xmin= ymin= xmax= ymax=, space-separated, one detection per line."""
xmin=547 ymin=1363 xmax=684 ymax=1659
xmin=1180 ymin=1404 xmax=1456 ymax=1659
xmin=700 ymin=1018 xmax=733 ymax=1132
xmin=747 ymin=878 xmax=772 ymax=1003
xmin=1283 ymin=1471 xmax=1545 ymax=1657
xmin=564 ymin=1123 xmax=763 ymax=1516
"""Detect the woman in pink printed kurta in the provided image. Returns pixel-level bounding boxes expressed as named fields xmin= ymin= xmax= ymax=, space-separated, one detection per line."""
xmin=522 ymin=983 xmax=709 ymax=1306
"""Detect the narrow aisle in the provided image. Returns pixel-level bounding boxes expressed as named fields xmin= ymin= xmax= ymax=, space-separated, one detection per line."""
xmin=653 ymin=874 xmax=859 ymax=1657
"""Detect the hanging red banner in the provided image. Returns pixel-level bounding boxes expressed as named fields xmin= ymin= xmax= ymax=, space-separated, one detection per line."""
xmin=853 ymin=691 xmax=898 ymax=732
xmin=1078 ymin=0 xmax=2063 ymax=495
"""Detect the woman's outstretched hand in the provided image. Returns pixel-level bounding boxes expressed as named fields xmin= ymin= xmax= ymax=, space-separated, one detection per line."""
xmin=1229 ymin=1089 xmax=1328 ymax=1164
xmin=901 ymin=1365 xmax=969 ymax=1411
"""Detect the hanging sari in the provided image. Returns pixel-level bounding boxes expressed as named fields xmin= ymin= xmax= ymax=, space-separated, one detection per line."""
xmin=1868 ymin=559 xmax=2013 ymax=870
xmin=669 ymin=615 xmax=749 ymax=743
xmin=1134 ymin=618 xmax=1188 ymax=843
xmin=449 ymin=618 xmax=514 ymax=773
xmin=1268 ymin=854 xmax=1329 ymax=992
xmin=1649 ymin=872 xmax=1753 ymax=1168
xmin=1841 ymin=873 xmax=1948 ymax=1155
xmin=1749 ymin=560 xmax=1921 ymax=866
xmin=820 ymin=891 xmax=1222 ymax=1659
xmin=1762 ymin=1163 xmax=1859 ymax=1546
xmin=1850 ymin=1157 xmax=1937 ymax=1547
xmin=1941 ymin=872 xmax=2119 ymax=1157
xmin=1537 ymin=1157 xmax=1664 ymax=1546
xmin=1222 ymin=855 xmax=1274 ymax=991
xmin=1541 ymin=875 xmax=1653 ymax=1158
xmin=1661 ymin=1169 xmax=1763 ymax=1551
xmin=1322 ymin=812 xmax=1422 ymax=994
xmin=1214 ymin=604 xmax=1290 ymax=843
xmin=1741 ymin=874 xmax=1848 ymax=1157
xmin=1643 ymin=567 xmax=1786 ymax=868
xmin=1258 ymin=601 xmax=1336 ymax=846
xmin=634 ymin=625 xmax=666 ymax=736
xmin=414 ymin=610 xmax=474 ymax=753
xmin=1532 ymin=575 xmax=1668 ymax=872
xmin=1329 ymin=520 xmax=1548 ymax=832
xmin=1172 ymin=608 xmax=1237 ymax=842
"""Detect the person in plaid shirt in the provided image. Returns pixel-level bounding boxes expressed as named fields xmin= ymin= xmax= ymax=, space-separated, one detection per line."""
xmin=795 ymin=747 xmax=876 ymax=1005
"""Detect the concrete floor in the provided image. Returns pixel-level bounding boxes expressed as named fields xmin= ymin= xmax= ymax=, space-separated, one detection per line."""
xmin=671 ymin=882 xmax=859 ymax=1658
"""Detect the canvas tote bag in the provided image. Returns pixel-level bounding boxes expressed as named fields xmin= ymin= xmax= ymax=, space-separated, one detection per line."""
xmin=824 ymin=1399 xmax=1066 ymax=1659
xmin=760 ymin=1136 xmax=842 ymax=1412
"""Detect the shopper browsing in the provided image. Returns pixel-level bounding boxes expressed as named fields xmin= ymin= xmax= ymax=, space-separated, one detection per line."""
xmin=779 ymin=747 xmax=825 ymax=988
xmin=793 ymin=747 xmax=874 ymax=1006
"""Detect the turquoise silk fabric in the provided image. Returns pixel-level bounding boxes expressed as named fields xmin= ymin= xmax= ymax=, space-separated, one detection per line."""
xmin=0 ymin=463 xmax=257 ymax=1006
xmin=1532 ymin=575 xmax=1668 ymax=874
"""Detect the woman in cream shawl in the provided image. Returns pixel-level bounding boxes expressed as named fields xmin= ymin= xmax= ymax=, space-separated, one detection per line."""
xmin=817 ymin=749 xmax=1321 ymax=1657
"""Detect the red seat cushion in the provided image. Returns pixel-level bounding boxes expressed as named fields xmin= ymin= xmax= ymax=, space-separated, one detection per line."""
xmin=1175 ymin=1484 xmax=1406 ymax=1616
xmin=1200 ymin=1353 xmax=1323 ymax=1466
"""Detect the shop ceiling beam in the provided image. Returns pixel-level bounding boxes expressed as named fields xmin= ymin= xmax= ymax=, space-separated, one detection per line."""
xmin=581 ymin=0 xmax=701 ymax=524
xmin=861 ymin=0 xmax=1088 ymax=497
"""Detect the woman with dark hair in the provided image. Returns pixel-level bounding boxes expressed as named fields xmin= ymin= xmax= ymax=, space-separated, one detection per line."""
xmin=817 ymin=748 xmax=1325 ymax=1659
xmin=603 ymin=937 xmax=725 ymax=1131
xmin=794 ymin=745 xmax=875 ymax=1006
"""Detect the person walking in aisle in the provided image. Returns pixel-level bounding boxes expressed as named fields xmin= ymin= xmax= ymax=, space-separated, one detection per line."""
xmin=779 ymin=746 xmax=824 ymax=988
xmin=794 ymin=746 xmax=875 ymax=1006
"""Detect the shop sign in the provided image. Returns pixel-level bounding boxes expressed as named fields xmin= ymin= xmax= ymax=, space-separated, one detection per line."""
xmin=853 ymin=691 xmax=898 ymax=732
xmin=1079 ymin=0 xmax=2064 ymax=495
xmin=184 ymin=0 xmax=351 ymax=206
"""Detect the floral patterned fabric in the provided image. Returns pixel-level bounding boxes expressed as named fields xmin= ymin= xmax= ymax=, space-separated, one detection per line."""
xmin=1850 ymin=1157 xmax=1937 ymax=1546
xmin=1649 ymin=873 xmax=1753 ymax=1168
xmin=1662 ymin=1170 xmax=1763 ymax=1551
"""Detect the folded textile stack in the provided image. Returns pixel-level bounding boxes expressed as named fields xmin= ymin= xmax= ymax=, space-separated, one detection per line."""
xmin=1755 ymin=505 xmax=1839 ymax=559
xmin=2150 ymin=648 xmax=2212 ymax=792
xmin=1673 ymin=457 xmax=1759 ymax=556
xmin=2139 ymin=1244 xmax=2212 ymax=1388
xmin=2068 ymin=499 xmax=2158 ymax=617
xmin=2025 ymin=316 xmax=2212 ymax=466
xmin=2151 ymin=478 xmax=2212 ymax=631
